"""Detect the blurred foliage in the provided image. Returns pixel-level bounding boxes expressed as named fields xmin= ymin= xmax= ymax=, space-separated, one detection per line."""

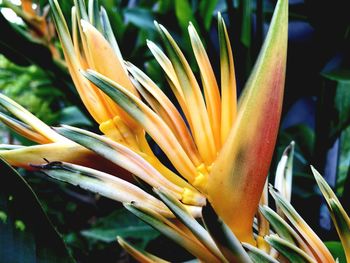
xmin=1 ymin=0 xmax=350 ymax=262
xmin=0 ymin=55 xmax=62 ymax=125
xmin=81 ymin=209 xmax=159 ymax=249
xmin=0 ymin=55 xmax=91 ymax=145
xmin=318 ymin=71 xmax=350 ymax=195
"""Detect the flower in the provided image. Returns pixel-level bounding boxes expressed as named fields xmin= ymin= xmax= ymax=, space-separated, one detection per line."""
xmin=1 ymin=0 xmax=287 ymax=242
xmin=2 ymin=0 xmax=350 ymax=261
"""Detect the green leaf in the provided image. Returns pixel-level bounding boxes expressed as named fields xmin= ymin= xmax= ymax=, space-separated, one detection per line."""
xmin=0 ymin=12 xmax=51 ymax=66
xmin=324 ymin=241 xmax=346 ymax=263
xmin=124 ymin=8 xmax=155 ymax=31
xmin=156 ymin=0 xmax=172 ymax=14
xmin=240 ymin=0 xmax=252 ymax=47
xmin=199 ymin=0 xmax=218 ymax=30
xmin=81 ymin=209 xmax=159 ymax=249
xmin=0 ymin=55 xmax=63 ymax=125
xmin=0 ymin=158 xmax=74 ymax=263
xmin=59 ymin=106 xmax=92 ymax=126
xmin=320 ymin=71 xmax=350 ymax=196
xmin=322 ymin=70 xmax=350 ymax=139
xmin=337 ymin=126 xmax=350 ymax=195
xmin=0 ymin=14 xmax=81 ymax=113
xmin=279 ymin=124 xmax=315 ymax=162
xmin=174 ymin=0 xmax=199 ymax=34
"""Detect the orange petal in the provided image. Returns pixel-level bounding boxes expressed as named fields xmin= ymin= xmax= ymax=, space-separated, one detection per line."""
xmin=207 ymin=0 xmax=288 ymax=243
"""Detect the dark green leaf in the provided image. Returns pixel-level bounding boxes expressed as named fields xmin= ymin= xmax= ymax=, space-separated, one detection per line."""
xmin=199 ymin=0 xmax=218 ymax=30
xmin=156 ymin=0 xmax=172 ymax=14
xmin=323 ymin=71 xmax=350 ymax=138
xmin=338 ymin=126 xmax=350 ymax=195
xmin=124 ymin=8 xmax=155 ymax=31
xmin=0 ymin=158 xmax=74 ymax=263
xmin=320 ymin=70 xmax=350 ymax=195
xmin=240 ymin=0 xmax=252 ymax=47
xmin=174 ymin=0 xmax=199 ymax=34
xmin=59 ymin=106 xmax=92 ymax=126
xmin=324 ymin=241 xmax=346 ymax=263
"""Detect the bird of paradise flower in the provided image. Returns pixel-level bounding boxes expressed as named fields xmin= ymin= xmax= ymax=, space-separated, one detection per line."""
xmin=1 ymin=0 xmax=349 ymax=262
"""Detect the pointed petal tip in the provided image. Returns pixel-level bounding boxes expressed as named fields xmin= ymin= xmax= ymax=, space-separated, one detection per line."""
xmin=146 ymin=40 xmax=158 ymax=50
xmin=217 ymin=12 xmax=224 ymax=23
xmin=310 ymin=165 xmax=316 ymax=171
xmin=310 ymin=165 xmax=321 ymax=179
xmin=156 ymin=23 xmax=167 ymax=33
xmin=153 ymin=20 xmax=160 ymax=28
xmin=100 ymin=5 xmax=106 ymax=12
xmin=187 ymin=22 xmax=196 ymax=34
xmin=282 ymin=141 xmax=295 ymax=156
xmin=80 ymin=18 xmax=90 ymax=31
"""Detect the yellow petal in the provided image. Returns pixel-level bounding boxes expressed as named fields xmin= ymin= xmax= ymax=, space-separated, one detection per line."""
xmin=156 ymin=23 xmax=217 ymax=165
xmin=83 ymin=70 xmax=198 ymax=182
xmin=218 ymin=13 xmax=237 ymax=145
xmin=80 ymin=19 xmax=141 ymax=130
xmin=100 ymin=116 xmax=139 ymax=150
xmin=127 ymin=62 xmax=202 ymax=166
xmin=0 ymin=94 xmax=67 ymax=143
xmin=0 ymin=112 xmax=50 ymax=144
xmin=188 ymin=23 xmax=221 ymax=149
xmin=271 ymin=187 xmax=335 ymax=263
xmin=58 ymin=125 xmax=185 ymax=199
xmin=117 ymin=237 xmax=169 ymax=263
xmin=146 ymin=40 xmax=193 ymax=130
xmin=50 ymin=0 xmax=111 ymax=123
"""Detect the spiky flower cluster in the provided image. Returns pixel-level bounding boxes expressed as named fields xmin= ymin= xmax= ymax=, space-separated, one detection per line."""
xmin=0 ymin=0 xmax=349 ymax=262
